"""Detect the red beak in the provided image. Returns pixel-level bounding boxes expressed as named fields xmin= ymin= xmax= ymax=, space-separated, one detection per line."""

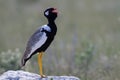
xmin=52 ymin=8 xmax=58 ymax=14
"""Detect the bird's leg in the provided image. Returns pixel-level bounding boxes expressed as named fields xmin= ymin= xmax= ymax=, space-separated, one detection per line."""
xmin=38 ymin=52 xmax=46 ymax=78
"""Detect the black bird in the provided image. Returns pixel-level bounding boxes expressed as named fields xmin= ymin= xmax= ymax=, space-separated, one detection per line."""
xmin=21 ymin=8 xmax=58 ymax=77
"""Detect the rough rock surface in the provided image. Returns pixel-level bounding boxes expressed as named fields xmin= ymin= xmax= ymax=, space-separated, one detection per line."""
xmin=0 ymin=70 xmax=80 ymax=80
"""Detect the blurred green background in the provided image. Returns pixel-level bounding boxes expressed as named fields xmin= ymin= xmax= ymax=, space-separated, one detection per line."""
xmin=0 ymin=0 xmax=120 ymax=80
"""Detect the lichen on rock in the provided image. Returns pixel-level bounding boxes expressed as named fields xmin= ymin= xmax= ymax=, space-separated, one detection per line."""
xmin=0 ymin=70 xmax=80 ymax=80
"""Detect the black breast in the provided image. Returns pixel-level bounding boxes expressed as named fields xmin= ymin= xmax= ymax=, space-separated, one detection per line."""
xmin=33 ymin=24 xmax=57 ymax=54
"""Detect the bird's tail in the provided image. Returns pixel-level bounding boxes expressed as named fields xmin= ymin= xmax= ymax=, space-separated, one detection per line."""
xmin=21 ymin=50 xmax=32 ymax=68
xmin=16 ymin=57 xmax=26 ymax=70
xmin=21 ymin=57 xmax=26 ymax=67
xmin=17 ymin=56 xmax=27 ymax=70
xmin=21 ymin=50 xmax=29 ymax=67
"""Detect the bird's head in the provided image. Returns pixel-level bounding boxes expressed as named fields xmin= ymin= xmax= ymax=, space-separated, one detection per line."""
xmin=44 ymin=8 xmax=58 ymax=21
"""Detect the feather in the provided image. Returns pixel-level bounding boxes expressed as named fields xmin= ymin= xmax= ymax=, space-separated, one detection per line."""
xmin=23 ymin=25 xmax=51 ymax=59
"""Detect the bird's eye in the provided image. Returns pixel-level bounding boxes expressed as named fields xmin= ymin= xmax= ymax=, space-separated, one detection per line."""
xmin=45 ymin=11 xmax=49 ymax=16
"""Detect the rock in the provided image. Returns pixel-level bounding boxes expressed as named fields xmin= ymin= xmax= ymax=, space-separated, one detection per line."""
xmin=0 ymin=70 xmax=80 ymax=80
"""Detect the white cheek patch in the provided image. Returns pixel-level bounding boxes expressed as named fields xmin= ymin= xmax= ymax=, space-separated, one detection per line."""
xmin=45 ymin=11 xmax=49 ymax=16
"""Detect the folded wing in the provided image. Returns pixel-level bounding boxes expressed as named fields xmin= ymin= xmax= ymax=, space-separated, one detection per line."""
xmin=24 ymin=27 xmax=47 ymax=60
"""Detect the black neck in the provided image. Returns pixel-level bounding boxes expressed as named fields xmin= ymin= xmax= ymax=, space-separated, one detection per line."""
xmin=47 ymin=19 xmax=57 ymax=35
xmin=48 ymin=19 xmax=56 ymax=26
xmin=48 ymin=18 xmax=55 ymax=22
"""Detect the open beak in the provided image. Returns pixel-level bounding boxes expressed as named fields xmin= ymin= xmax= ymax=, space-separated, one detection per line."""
xmin=52 ymin=8 xmax=58 ymax=14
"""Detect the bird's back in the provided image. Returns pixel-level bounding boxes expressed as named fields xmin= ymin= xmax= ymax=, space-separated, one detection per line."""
xmin=21 ymin=25 xmax=56 ymax=66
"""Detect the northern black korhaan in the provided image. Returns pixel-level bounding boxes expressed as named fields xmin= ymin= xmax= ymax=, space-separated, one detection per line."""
xmin=21 ymin=8 xmax=58 ymax=78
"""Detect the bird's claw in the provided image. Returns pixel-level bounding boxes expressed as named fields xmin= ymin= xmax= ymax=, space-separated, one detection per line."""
xmin=41 ymin=75 xmax=47 ymax=78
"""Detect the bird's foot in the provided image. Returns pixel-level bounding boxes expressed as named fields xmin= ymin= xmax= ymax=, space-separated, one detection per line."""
xmin=40 ymin=75 xmax=47 ymax=78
